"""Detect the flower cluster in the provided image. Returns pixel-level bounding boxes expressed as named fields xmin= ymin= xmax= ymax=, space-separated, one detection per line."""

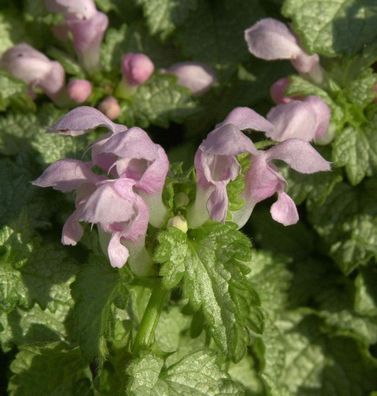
xmin=34 ymin=96 xmax=330 ymax=271
xmin=189 ymin=103 xmax=331 ymax=229
xmin=33 ymin=107 xmax=168 ymax=271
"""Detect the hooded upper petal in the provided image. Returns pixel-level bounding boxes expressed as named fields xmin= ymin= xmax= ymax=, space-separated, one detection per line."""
xmin=266 ymin=139 xmax=331 ymax=173
xmin=32 ymin=159 xmax=101 ymax=192
xmin=67 ymin=11 xmax=108 ymax=54
xmin=245 ymin=18 xmax=302 ymax=61
xmin=99 ymin=127 xmax=169 ymax=194
xmin=50 ymin=106 xmax=126 ymax=136
xmin=200 ymin=124 xmax=257 ymax=156
xmin=266 ymin=100 xmax=318 ymax=142
xmin=217 ymin=107 xmax=274 ymax=134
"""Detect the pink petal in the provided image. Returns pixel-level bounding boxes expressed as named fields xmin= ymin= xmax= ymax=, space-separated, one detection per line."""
xmin=37 ymin=61 xmax=65 ymax=97
xmin=44 ymin=0 xmax=97 ymax=19
xmin=207 ymin=184 xmax=228 ymax=222
xmin=270 ymin=192 xmax=299 ymax=226
xmin=50 ymin=106 xmax=126 ymax=136
xmin=32 ymin=159 xmax=99 ymax=192
xmin=218 ymin=107 xmax=274 ymax=133
xmin=107 ymin=232 xmax=129 ymax=268
xmin=266 ymin=139 xmax=331 ymax=173
xmin=61 ymin=211 xmax=83 ymax=245
xmin=80 ymin=180 xmax=136 ymax=224
xmin=245 ymin=154 xmax=285 ymax=203
xmin=304 ymin=96 xmax=331 ymax=140
xmin=245 ymin=18 xmax=301 ymax=61
xmin=291 ymin=53 xmax=320 ymax=74
xmin=200 ymin=124 xmax=257 ymax=156
xmin=266 ymin=100 xmax=318 ymax=142
xmin=270 ymin=78 xmax=292 ymax=104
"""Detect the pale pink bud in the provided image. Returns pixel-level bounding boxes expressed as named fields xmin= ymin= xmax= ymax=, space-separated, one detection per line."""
xmin=0 ymin=43 xmax=65 ymax=101
xmin=67 ymin=79 xmax=92 ymax=103
xmin=98 ymin=96 xmax=121 ymax=120
xmin=166 ymin=62 xmax=216 ymax=95
xmin=270 ymin=78 xmax=293 ymax=104
xmin=45 ymin=0 xmax=97 ymax=20
xmin=122 ymin=53 xmax=155 ymax=86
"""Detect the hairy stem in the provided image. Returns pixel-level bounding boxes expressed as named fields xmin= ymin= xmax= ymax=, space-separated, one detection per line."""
xmin=132 ymin=282 xmax=169 ymax=353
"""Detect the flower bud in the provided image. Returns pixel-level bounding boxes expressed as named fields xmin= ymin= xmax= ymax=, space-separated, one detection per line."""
xmin=122 ymin=53 xmax=155 ymax=86
xmin=67 ymin=79 xmax=92 ymax=103
xmin=270 ymin=78 xmax=292 ymax=104
xmin=98 ymin=96 xmax=121 ymax=120
xmin=0 ymin=43 xmax=65 ymax=102
xmin=168 ymin=215 xmax=188 ymax=233
xmin=166 ymin=62 xmax=216 ymax=95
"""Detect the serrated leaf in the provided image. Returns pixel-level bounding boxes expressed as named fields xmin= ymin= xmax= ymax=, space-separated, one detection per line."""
xmin=345 ymin=68 xmax=377 ymax=107
xmin=136 ymin=0 xmax=197 ymax=39
xmin=126 ymin=350 xmax=243 ymax=395
xmin=186 ymin=224 xmax=263 ymax=361
xmin=333 ymin=113 xmax=377 ymax=185
xmin=0 ymin=10 xmax=27 ymax=54
xmin=154 ymin=227 xmax=187 ymax=289
xmin=272 ymin=313 xmax=377 ymax=395
xmin=283 ymin=0 xmax=377 ymax=56
xmin=8 ymin=344 xmax=92 ymax=396
xmin=0 ymin=303 xmax=71 ymax=351
xmin=119 ymin=74 xmax=197 ymax=128
xmin=70 ymin=256 xmax=129 ymax=361
xmin=307 ymin=180 xmax=377 ymax=274
xmin=0 ymin=71 xmax=34 ymax=112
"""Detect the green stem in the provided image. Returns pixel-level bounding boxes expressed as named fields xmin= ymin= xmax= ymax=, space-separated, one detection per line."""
xmin=132 ymin=282 xmax=168 ymax=354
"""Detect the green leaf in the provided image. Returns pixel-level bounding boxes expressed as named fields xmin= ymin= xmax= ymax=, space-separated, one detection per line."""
xmin=176 ymin=0 xmax=265 ymax=67
xmin=157 ymin=222 xmax=263 ymax=361
xmin=8 ymin=344 xmax=92 ymax=396
xmin=307 ymin=180 xmax=377 ymax=274
xmin=0 ymin=303 xmax=71 ymax=351
xmin=155 ymin=307 xmax=191 ymax=353
xmin=119 ymin=74 xmax=197 ymax=128
xmin=0 ymin=10 xmax=27 ymax=54
xmin=126 ymin=350 xmax=243 ymax=395
xmin=0 ymin=159 xmax=35 ymax=226
xmin=135 ymin=0 xmax=197 ymax=39
xmin=345 ymin=67 xmax=377 ymax=107
xmin=0 ymin=71 xmax=34 ymax=112
xmin=247 ymin=250 xmax=292 ymax=316
xmin=283 ymin=0 xmax=377 ymax=56
xmin=154 ymin=227 xmax=187 ymax=289
xmin=70 ymin=256 xmax=129 ymax=362
xmin=333 ymin=122 xmax=377 ymax=185
xmin=355 ymin=265 xmax=377 ymax=317
xmin=271 ymin=313 xmax=377 ymax=395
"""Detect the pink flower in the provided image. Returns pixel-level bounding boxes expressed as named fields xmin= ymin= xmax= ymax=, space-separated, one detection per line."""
xmin=122 ymin=53 xmax=154 ymax=86
xmin=45 ymin=0 xmax=108 ymax=71
xmin=234 ymin=139 xmax=331 ymax=227
xmin=67 ymin=79 xmax=92 ymax=103
xmin=33 ymin=107 xmax=169 ymax=269
xmin=245 ymin=18 xmax=323 ymax=83
xmin=188 ymin=107 xmax=273 ymax=227
xmin=0 ymin=43 xmax=65 ymax=102
xmin=166 ymin=62 xmax=216 ymax=95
